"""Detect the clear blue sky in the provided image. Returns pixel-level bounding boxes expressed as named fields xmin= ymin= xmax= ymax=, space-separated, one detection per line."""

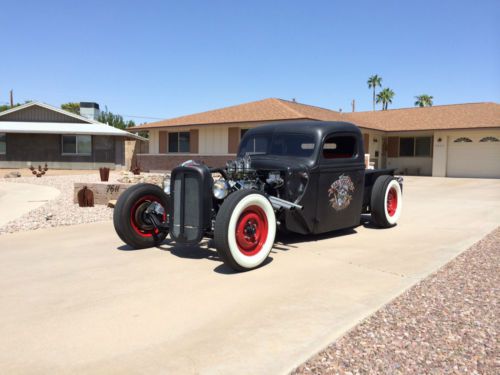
xmin=1 ymin=0 xmax=499 ymax=122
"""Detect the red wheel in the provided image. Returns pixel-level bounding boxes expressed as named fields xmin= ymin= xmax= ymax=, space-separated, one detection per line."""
xmin=129 ymin=195 xmax=167 ymax=237
xmin=113 ymin=184 xmax=169 ymax=249
xmin=214 ymin=190 xmax=276 ymax=271
xmin=386 ymin=187 xmax=398 ymax=217
xmin=235 ymin=205 xmax=269 ymax=256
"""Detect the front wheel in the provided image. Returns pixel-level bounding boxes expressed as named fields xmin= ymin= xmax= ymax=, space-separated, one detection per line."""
xmin=214 ymin=190 xmax=276 ymax=272
xmin=113 ymin=183 xmax=169 ymax=248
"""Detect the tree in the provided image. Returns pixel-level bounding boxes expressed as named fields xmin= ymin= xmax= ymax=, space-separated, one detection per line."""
xmin=98 ymin=108 xmax=135 ymax=129
xmin=61 ymin=102 xmax=80 ymax=114
xmin=0 ymin=101 xmax=28 ymax=113
xmin=376 ymin=88 xmax=395 ymax=110
xmin=414 ymin=94 xmax=433 ymax=107
xmin=0 ymin=104 xmax=15 ymax=112
xmin=367 ymin=75 xmax=382 ymax=111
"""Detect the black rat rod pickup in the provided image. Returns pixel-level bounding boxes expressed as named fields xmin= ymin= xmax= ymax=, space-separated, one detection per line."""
xmin=114 ymin=121 xmax=403 ymax=271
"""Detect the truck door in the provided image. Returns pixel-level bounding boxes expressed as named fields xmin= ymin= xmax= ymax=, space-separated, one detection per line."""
xmin=314 ymin=132 xmax=365 ymax=234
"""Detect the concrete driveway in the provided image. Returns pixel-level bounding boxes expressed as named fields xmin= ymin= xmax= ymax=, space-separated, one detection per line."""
xmin=0 ymin=182 xmax=60 ymax=227
xmin=0 ymin=177 xmax=499 ymax=374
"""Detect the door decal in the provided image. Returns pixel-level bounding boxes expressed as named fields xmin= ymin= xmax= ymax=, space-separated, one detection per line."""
xmin=328 ymin=174 xmax=355 ymax=211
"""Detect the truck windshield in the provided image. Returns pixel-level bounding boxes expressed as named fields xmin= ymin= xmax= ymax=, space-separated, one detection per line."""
xmin=239 ymin=133 xmax=316 ymax=157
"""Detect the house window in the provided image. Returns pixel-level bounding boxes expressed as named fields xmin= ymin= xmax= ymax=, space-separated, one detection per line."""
xmin=62 ymin=135 xmax=91 ymax=155
xmin=0 ymin=133 xmax=5 ymax=154
xmin=479 ymin=136 xmax=499 ymax=142
xmin=454 ymin=137 xmax=472 ymax=143
xmin=399 ymin=137 xmax=432 ymax=157
xmin=399 ymin=138 xmax=415 ymax=157
xmin=168 ymin=132 xmax=190 ymax=153
xmin=415 ymin=137 xmax=431 ymax=156
xmin=322 ymin=135 xmax=357 ymax=159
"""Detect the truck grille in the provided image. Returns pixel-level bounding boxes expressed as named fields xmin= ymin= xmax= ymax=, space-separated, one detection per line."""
xmin=171 ymin=172 xmax=201 ymax=242
xmin=170 ymin=163 xmax=212 ymax=244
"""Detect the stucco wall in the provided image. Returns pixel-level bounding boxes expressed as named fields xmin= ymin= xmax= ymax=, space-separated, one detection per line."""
xmin=146 ymin=119 xmax=308 ymax=156
xmin=359 ymin=128 xmax=385 ymax=168
xmin=386 ymin=157 xmax=433 ymax=175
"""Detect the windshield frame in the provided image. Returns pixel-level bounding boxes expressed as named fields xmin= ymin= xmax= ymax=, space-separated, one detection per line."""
xmin=237 ymin=131 xmax=319 ymax=159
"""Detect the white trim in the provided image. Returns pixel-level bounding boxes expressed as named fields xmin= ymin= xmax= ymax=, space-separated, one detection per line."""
xmin=0 ymin=121 xmax=146 ymax=141
xmin=0 ymin=101 xmax=100 ymax=124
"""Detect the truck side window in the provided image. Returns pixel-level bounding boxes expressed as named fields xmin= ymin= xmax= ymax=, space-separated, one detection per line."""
xmin=323 ymin=135 xmax=357 ymax=159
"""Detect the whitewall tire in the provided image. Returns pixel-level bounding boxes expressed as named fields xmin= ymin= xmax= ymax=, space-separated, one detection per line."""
xmin=371 ymin=176 xmax=402 ymax=228
xmin=214 ymin=190 xmax=276 ymax=271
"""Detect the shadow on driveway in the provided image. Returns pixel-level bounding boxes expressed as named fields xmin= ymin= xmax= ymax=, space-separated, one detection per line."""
xmin=116 ymin=224 xmax=362 ymax=274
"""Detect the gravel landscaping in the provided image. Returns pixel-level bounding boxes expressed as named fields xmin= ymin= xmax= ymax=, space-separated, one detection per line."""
xmin=293 ymin=227 xmax=499 ymax=375
xmin=0 ymin=174 xmax=118 ymax=235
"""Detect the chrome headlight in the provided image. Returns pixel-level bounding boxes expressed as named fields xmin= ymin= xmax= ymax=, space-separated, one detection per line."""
xmin=213 ymin=179 xmax=230 ymax=199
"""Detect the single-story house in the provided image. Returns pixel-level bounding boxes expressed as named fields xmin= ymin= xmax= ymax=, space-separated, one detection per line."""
xmin=0 ymin=101 xmax=144 ymax=170
xmin=131 ymin=98 xmax=500 ymax=178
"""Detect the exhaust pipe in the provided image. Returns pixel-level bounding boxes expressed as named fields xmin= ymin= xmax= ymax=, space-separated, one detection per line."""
xmin=268 ymin=196 xmax=303 ymax=211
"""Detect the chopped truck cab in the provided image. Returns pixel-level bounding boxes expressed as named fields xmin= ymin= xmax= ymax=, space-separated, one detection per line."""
xmin=114 ymin=121 xmax=403 ymax=271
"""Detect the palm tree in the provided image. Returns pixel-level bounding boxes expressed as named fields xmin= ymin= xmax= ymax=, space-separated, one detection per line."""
xmin=414 ymin=94 xmax=434 ymax=107
xmin=376 ymin=88 xmax=395 ymax=110
xmin=367 ymin=75 xmax=382 ymax=111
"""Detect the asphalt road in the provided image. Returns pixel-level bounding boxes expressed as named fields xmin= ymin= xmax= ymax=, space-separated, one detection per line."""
xmin=0 ymin=177 xmax=499 ymax=374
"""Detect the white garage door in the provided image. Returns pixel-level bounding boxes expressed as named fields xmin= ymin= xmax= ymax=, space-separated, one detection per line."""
xmin=447 ymin=136 xmax=500 ymax=178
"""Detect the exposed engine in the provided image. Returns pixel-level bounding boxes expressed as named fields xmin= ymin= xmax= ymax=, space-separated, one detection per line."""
xmin=211 ymin=155 xmax=307 ymax=210
xmin=213 ymin=155 xmax=283 ymax=198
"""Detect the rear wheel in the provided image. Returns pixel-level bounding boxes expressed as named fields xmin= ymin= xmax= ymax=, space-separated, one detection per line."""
xmin=113 ymin=183 xmax=169 ymax=248
xmin=214 ymin=190 xmax=276 ymax=271
xmin=370 ymin=176 xmax=402 ymax=228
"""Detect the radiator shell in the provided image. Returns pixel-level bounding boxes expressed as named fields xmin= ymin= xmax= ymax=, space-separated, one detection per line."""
xmin=170 ymin=163 xmax=213 ymax=244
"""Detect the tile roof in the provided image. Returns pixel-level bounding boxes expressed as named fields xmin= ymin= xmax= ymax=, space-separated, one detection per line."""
xmin=132 ymin=98 xmax=500 ymax=132
xmin=132 ymin=98 xmax=346 ymax=130
xmin=343 ymin=102 xmax=500 ymax=131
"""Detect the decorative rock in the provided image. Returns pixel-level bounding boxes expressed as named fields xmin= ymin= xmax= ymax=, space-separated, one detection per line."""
xmin=292 ymin=228 xmax=500 ymax=375
xmin=117 ymin=172 xmax=166 ymax=187
xmin=108 ymin=200 xmax=117 ymax=208
xmin=4 ymin=171 xmax=21 ymax=178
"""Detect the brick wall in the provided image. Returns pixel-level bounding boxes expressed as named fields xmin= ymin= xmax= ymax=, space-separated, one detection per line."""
xmin=137 ymin=154 xmax=235 ymax=171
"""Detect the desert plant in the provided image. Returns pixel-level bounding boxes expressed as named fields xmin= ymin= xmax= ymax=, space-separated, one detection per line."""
xmin=29 ymin=163 xmax=49 ymax=177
